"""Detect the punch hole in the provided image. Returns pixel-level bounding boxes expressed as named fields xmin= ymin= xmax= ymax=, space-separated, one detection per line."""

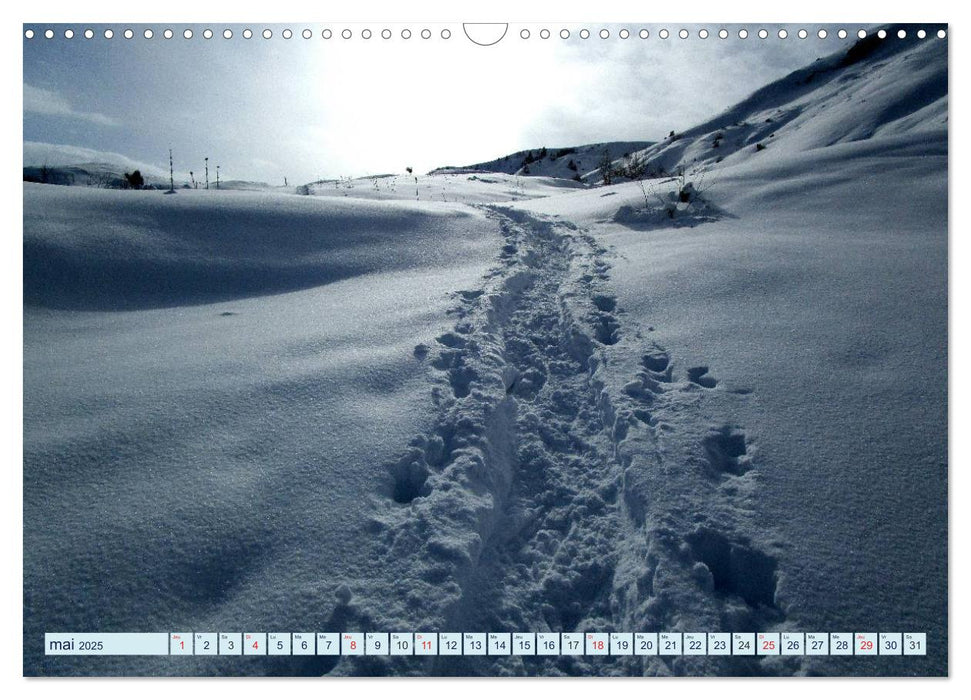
xmin=877 ymin=29 xmax=887 ymax=39
xmin=24 ymin=29 xmax=34 ymax=39
xmin=619 ymin=29 xmax=629 ymax=39
xmin=363 ymin=29 xmax=373 ymax=39
xmin=381 ymin=29 xmax=391 ymax=39
xmin=917 ymin=29 xmax=926 ymax=39
xmin=262 ymin=29 xmax=272 ymax=39
xmin=520 ymin=29 xmax=530 ymax=39
xmin=739 ymin=29 xmax=748 ymax=39
xmin=105 ymin=29 xmax=114 ymax=39
xmin=897 ymin=29 xmax=906 ymax=39
xmin=203 ymin=29 xmax=213 ymax=39
xmin=838 ymin=29 xmax=847 ymax=39
xmin=778 ymin=29 xmax=788 ymax=39
xmin=817 ymin=29 xmax=827 ymax=39
xmin=937 ymin=29 xmax=946 ymax=39
xmin=700 ymin=29 xmax=710 ymax=39
xmin=342 ymin=29 xmax=352 ymax=39
xmin=143 ymin=29 xmax=153 ymax=39
xmin=678 ymin=29 xmax=688 ymax=39
xmin=124 ymin=29 xmax=133 ymax=39
xmin=322 ymin=29 xmax=333 ymax=39
xmin=540 ymin=29 xmax=550 ymax=39
xmin=858 ymin=29 xmax=867 ymax=39
xmin=758 ymin=29 xmax=768 ymax=39
xmin=301 ymin=29 xmax=311 ymax=39
xmin=44 ymin=29 xmax=53 ymax=39
xmin=639 ymin=29 xmax=649 ymax=39
xmin=85 ymin=29 xmax=94 ymax=39
xmin=659 ymin=29 xmax=669 ymax=39
xmin=163 ymin=29 xmax=173 ymax=39
xmin=244 ymin=29 xmax=253 ymax=39
xmin=560 ymin=29 xmax=570 ymax=39
xmin=421 ymin=29 xmax=431 ymax=39
xmin=600 ymin=29 xmax=609 ymax=39
xmin=441 ymin=29 xmax=451 ymax=39
xmin=401 ymin=29 xmax=411 ymax=39
xmin=463 ymin=23 xmax=507 ymax=45
xmin=223 ymin=29 xmax=233 ymax=39
xmin=64 ymin=29 xmax=74 ymax=39
xmin=718 ymin=29 xmax=728 ymax=39
xmin=182 ymin=29 xmax=192 ymax=39
xmin=579 ymin=29 xmax=590 ymax=39
xmin=282 ymin=29 xmax=293 ymax=39
xmin=798 ymin=29 xmax=808 ymax=39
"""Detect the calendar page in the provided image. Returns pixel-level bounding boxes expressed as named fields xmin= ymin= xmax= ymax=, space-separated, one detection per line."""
xmin=20 ymin=3 xmax=948 ymax=680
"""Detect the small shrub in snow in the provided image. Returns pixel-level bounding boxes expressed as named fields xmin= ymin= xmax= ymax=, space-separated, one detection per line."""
xmin=627 ymin=166 xmax=719 ymax=225
xmin=620 ymin=153 xmax=647 ymax=180
xmin=514 ymin=175 xmax=526 ymax=197
xmin=123 ymin=170 xmax=144 ymax=189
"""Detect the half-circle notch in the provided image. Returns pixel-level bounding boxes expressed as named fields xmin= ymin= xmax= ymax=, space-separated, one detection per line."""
xmin=463 ymin=23 xmax=509 ymax=46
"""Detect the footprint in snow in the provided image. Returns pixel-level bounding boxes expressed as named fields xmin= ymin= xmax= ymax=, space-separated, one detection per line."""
xmin=687 ymin=365 xmax=718 ymax=388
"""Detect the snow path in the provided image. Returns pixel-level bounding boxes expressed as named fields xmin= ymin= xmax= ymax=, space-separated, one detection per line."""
xmin=330 ymin=207 xmax=794 ymax=676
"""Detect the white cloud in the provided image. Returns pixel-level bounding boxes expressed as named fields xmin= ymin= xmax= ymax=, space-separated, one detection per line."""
xmin=23 ymin=83 xmax=118 ymax=127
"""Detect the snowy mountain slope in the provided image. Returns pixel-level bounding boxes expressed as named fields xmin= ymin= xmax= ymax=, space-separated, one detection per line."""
xmin=609 ymin=27 xmax=946 ymax=179
xmin=431 ymin=141 xmax=653 ymax=181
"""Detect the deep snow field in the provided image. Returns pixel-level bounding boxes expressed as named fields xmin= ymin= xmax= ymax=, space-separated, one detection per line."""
xmin=23 ymin=30 xmax=946 ymax=676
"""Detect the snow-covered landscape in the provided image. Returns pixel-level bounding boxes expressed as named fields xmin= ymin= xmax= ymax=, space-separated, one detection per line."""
xmin=23 ymin=26 xmax=947 ymax=676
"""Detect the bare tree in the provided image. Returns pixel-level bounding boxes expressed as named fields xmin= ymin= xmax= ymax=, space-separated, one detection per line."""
xmin=598 ymin=149 xmax=614 ymax=186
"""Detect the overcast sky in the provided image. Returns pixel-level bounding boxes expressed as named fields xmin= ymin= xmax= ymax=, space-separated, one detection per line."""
xmin=23 ymin=23 xmax=843 ymax=185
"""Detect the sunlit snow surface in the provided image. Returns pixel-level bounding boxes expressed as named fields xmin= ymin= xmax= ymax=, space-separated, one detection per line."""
xmin=24 ymin=31 xmax=946 ymax=676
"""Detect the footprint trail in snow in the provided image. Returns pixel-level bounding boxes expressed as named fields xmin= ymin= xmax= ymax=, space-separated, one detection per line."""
xmin=338 ymin=207 xmax=795 ymax=676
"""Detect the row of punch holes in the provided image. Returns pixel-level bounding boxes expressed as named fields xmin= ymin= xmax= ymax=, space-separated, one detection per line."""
xmin=24 ymin=26 xmax=948 ymax=41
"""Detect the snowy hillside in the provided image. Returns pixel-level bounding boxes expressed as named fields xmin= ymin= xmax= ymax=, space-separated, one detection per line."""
xmin=431 ymin=141 xmax=653 ymax=181
xmin=298 ymin=171 xmax=586 ymax=205
xmin=607 ymin=28 xmax=946 ymax=179
xmin=22 ymin=161 xmax=167 ymax=189
xmin=23 ymin=28 xmax=947 ymax=677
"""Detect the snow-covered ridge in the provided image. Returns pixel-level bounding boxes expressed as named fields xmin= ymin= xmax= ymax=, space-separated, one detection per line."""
xmin=611 ymin=27 xmax=947 ymax=180
xmin=430 ymin=141 xmax=654 ymax=182
xmin=22 ymin=161 xmax=167 ymax=189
